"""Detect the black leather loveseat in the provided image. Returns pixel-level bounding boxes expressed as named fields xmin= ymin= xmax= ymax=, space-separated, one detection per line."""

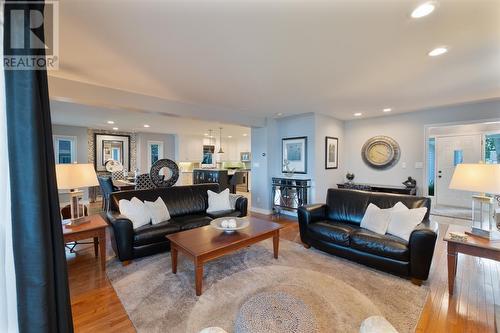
xmin=106 ymin=184 xmax=248 ymax=262
xmin=298 ymin=188 xmax=437 ymax=283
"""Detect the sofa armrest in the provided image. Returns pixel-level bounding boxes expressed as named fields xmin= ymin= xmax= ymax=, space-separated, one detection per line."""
xmin=234 ymin=196 xmax=248 ymax=217
xmin=297 ymin=204 xmax=327 ymax=244
xmin=409 ymin=218 xmax=438 ymax=280
xmin=106 ymin=211 xmax=134 ymax=261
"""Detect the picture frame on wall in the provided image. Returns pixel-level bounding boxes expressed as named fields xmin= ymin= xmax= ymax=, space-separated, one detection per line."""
xmin=94 ymin=133 xmax=131 ymax=172
xmin=325 ymin=136 xmax=339 ymax=169
xmin=282 ymin=136 xmax=307 ymax=174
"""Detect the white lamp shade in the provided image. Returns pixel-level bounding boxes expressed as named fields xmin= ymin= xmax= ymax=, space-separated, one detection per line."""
xmin=449 ymin=163 xmax=500 ymax=194
xmin=56 ymin=163 xmax=99 ymax=190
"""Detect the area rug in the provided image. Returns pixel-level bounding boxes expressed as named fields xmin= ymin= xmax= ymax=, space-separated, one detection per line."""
xmin=431 ymin=204 xmax=472 ymax=221
xmin=106 ymin=239 xmax=428 ymax=333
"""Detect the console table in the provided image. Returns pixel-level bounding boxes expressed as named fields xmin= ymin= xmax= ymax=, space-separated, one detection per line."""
xmin=272 ymin=178 xmax=311 ymax=214
xmin=337 ymin=183 xmax=416 ymax=195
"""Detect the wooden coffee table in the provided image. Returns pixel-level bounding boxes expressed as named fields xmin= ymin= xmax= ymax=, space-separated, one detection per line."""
xmin=444 ymin=225 xmax=500 ymax=295
xmin=166 ymin=217 xmax=282 ymax=296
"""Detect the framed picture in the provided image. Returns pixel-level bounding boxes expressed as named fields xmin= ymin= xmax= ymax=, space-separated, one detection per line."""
xmin=240 ymin=152 xmax=251 ymax=162
xmin=325 ymin=136 xmax=339 ymax=169
xmin=282 ymin=136 xmax=307 ymax=174
xmin=94 ymin=133 xmax=131 ymax=172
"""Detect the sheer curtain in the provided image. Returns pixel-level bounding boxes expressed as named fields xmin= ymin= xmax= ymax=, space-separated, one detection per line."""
xmin=0 ymin=3 xmax=19 ymax=332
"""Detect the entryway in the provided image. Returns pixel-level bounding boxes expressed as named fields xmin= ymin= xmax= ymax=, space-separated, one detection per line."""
xmin=426 ymin=121 xmax=500 ymax=213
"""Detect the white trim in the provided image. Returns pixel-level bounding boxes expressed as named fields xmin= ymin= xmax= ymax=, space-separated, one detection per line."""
xmin=147 ymin=140 xmax=164 ymax=170
xmin=53 ymin=135 xmax=77 ymax=164
xmin=0 ymin=4 xmax=19 ymax=329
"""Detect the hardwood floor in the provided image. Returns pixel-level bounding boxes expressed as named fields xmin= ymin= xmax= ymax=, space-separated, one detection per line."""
xmin=67 ymin=212 xmax=499 ymax=332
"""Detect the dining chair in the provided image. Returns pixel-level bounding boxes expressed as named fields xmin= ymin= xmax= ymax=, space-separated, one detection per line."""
xmin=98 ymin=176 xmax=118 ymax=211
xmin=135 ymin=174 xmax=155 ymax=190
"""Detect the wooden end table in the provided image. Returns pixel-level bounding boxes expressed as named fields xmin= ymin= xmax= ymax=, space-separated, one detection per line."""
xmin=166 ymin=217 xmax=282 ymax=296
xmin=444 ymin=225 xmax=500 ymax=295
xmin=63 ymin=214 xmax=108 ymax=270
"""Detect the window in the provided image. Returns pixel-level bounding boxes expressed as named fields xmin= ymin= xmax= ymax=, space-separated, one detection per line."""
xmin=485 ymin=133 xmax=500 ymax=164
xmin=427 ymin=138 xmax=435 ymax=196
xmin=53 ymin=135 xmax=76 ymax=164
xmin=147 ymin=141 xmax=164 ymax=170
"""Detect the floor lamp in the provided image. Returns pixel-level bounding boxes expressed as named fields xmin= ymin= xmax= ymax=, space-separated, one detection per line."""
xmin=56 ymin=163 xmax=99 ymax=226
xmin=449 ymin=163 xmax=500 ymax=239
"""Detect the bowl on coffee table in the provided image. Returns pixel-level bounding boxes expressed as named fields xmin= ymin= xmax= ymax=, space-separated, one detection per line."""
xmin=210 ymin=217 xmax=249 ymax=233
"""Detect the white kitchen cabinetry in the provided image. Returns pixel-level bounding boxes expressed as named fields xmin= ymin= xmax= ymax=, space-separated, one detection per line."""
xmin=177 ymin=135 xmax=203 ymax=162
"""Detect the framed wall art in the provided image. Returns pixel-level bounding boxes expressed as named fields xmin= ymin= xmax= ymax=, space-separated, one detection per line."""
xmin=325 ymin=136 xmax=339 ymax=169
xmin=282 ymin=136 xmax=307 ymax=174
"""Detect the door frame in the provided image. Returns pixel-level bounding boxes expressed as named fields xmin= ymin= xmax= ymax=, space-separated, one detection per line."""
xmin=423 ymin=118 xmax=500 ymax=198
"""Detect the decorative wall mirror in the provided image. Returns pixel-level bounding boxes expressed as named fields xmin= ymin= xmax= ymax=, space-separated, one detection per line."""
xmin=94 ymin=133 xmax=131 ymax=172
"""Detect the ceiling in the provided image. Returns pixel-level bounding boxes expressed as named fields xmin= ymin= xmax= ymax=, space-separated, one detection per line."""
xmin=50 ymin=100 xmax=251 ymax=137
xmin=50 ymin=0 xmax=500 ymax=125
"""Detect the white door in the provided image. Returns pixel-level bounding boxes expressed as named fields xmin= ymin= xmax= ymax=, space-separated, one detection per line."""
xmin=435 ymin=135 xmax=482 ymax=207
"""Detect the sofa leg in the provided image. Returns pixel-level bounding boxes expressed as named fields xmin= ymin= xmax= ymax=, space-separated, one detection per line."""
xmin=303 ymin=243 xmax=311 ymax=249
xmin=411 ymin=278 xmax=423 ymax=286
xmin=122 ymin=260 xmax=131 ymax=266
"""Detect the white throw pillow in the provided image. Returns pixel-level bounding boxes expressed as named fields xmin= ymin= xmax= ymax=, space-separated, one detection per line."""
xmin=387 ymin=206 xmax=428 ymax=241
xmin=360 ymin=203 xmax=392 ymax=235
xmin=118 ymin=197 xmax=151 ymax=229
xmin=144 ymin=197 xmax=171 ymax=224
xmin=360 ymin=202 xmax=408 ymax=235
xmin=207 ymin=189 xmax=232 ymax=213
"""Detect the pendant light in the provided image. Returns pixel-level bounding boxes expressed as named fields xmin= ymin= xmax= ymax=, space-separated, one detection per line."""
xmin=218 ymin=127 xmax=224 ymax=153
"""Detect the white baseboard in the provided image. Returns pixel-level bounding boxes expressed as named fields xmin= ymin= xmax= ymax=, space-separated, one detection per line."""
xmin=249 ymin=206 xmax=273 ymax=215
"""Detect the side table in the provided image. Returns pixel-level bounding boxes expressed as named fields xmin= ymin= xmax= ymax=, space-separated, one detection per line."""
xmin=62 ymin=214 xmax=108 ymax=270
xmin=444 ymin=225 xmax=500 ymax=295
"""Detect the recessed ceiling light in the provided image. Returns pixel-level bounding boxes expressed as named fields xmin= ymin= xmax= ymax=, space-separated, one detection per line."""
xmin=383 ymin=108 xmax=392 ymax=112
xmin=428 ymin=47 xmax=448 ymax=57
xmin=112 ymin=127 xmax=118 ymax=130
xmin=143 ymin=124 xmax=150 ymax=128
xmin=354 ymin=113 xmax=362 ymax=117
xmin=484 ymin=121 xmax=500 ymax=125
xmin=107 ymin=120 xmax=115 ymax=124
xmin=411 ymin=2 xmax=435 ymax=19
xmin=228 ymin=135 xmax=233 ymax=138
xmin=204 ymin=133 xmax=209 ymax=136
xmin=242 ymin=133 xmax=248 ymax=137
xmin=276 ymin=112 xmax=283 ymax=116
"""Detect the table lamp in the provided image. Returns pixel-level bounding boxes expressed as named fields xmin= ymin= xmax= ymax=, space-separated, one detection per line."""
xmin=56 ymin=163 xmax=99 ymax=226
xmin=449 ymin=163 xmax=500 ymax=239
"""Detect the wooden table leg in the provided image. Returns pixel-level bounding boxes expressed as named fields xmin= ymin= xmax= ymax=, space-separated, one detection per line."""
xmin=99 ymin=230 xmax=106 ymax=270
xmin=273 ymin=230 xmax=279 ymax=259
xmin=195 ymin=259 xmax=203 ymax=296
xmin=447 ymin=243 xmax=458 ymax=295
xmin=93 ymin=237 xmax=99 ymax=258
xmin=171 ymin=245 xmax=178 ymax=274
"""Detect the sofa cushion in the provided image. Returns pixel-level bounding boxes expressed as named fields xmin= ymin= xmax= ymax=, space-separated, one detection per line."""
xmin=207 ymin=210 xmax=240 ymax=219
xmin=133 ymin=221 xmax=180 ymax=247
xmin=171 ymin=214 xmax=212 ymax=230
xmin=350 ymin=229 xmax=409 ymax=261
xmin=307 ymin=221 xmax=358 ymax=246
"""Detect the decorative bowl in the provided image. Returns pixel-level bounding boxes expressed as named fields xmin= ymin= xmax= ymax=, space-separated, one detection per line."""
xmin=210 ymin=217 xmax=250 ymax=233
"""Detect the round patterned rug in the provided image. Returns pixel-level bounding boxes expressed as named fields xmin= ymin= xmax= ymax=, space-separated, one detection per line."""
xmin=235 ymin=291 xmax=318 ymax=333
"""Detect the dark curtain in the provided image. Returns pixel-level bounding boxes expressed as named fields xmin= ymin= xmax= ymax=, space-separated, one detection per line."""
xmin=3 ymin=1 xmax=74 ymax=332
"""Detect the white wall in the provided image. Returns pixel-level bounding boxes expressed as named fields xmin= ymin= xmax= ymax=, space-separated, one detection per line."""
xmin=344 ymin=99 xmax=500 ymax=195
xmin=136 ymin=132 xmax=176 ymax=173
xmin=314 ymin=114 xmax=345 ymax=203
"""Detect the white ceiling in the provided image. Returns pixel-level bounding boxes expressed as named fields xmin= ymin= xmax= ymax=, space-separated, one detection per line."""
xmin=50 ymin=100 xmax=251 ymax=137
xmin=50 ymin=0 xmax=500 ymax=125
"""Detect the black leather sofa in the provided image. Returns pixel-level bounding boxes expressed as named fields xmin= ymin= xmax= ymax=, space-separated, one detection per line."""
xmin=106 ymin=184 xmax=248 ymax=262
xmin=298 ymin=188 xmax=437 ymax=283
